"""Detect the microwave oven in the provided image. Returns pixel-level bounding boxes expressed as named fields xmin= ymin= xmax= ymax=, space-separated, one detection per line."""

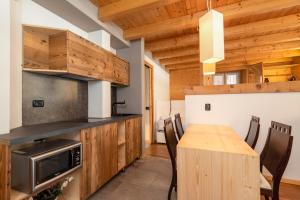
xmin=11 ymin=139 xmax=82 ymax=193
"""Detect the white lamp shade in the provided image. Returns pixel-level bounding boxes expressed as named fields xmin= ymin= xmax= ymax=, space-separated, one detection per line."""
xmin=199 ymin=9 xmax=224 ymax=63
xmin=203 ymin=63 xmax=216 ymax=75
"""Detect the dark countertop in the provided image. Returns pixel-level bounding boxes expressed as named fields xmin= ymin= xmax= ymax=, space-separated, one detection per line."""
xmin=0 ymin=114 xmax=142 ymax=145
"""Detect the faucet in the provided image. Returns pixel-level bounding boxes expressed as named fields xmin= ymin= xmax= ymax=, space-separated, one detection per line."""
xmin=112 ymin=100 xmax=125 ymax=116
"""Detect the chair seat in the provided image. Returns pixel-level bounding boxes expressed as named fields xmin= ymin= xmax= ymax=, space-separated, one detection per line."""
xmin=260 ymin=173 xmax=272 ymax=190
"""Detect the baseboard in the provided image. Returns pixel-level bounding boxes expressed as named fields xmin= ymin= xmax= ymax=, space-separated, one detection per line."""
xmin=265 ymin=175 xmax=300 ymax=186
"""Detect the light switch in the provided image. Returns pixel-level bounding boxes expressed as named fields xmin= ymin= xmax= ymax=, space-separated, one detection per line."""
xmin=205 ymin=103 xmax=211 ymax=111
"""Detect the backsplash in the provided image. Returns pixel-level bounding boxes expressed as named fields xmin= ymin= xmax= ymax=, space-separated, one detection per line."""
xmin=22 ymin=72 xmax=88 ymax=125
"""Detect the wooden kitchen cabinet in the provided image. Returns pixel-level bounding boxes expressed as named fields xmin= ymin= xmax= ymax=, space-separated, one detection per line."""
xmin=125 ymin=117 xmax=142 ymax=165
xmin=111 ymin=55 xmax=129 ymax=86
xmin=80 ymin=123 xmax=118 ymax=199
xmin=23 ymin=25 xmax=129 ymax=86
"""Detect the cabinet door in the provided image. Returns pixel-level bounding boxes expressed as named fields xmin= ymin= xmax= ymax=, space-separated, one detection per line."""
xmin=125 ymin=117 xmax=142 ymax=165
xmin=133 ymin=117 xmax=142 ymax=159
xmin=98 ymin=123 xmax=118 ymax=186
xmin=80 ymin=128 xmax=93 ymax=200
xmin=80 ymin=123 xmax=118 ymax=199
xmin=112 ymin=55 xmax=129 ymax=86
xmin=67 ymin=31 xmax=110 ymax=79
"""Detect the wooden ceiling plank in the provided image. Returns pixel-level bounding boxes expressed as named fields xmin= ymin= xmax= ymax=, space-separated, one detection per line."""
xmin=98 ymin=0 xmax=181 ymax=21
xmin=152 ymin=38 xmax=300 ymax=59
xmin=124 ymin=0 xmax=300 ymax=40
xmin=147 ymin=29 xmax=300 ymax=53
xmin=161 ymin=49 xmax=300 ymax=66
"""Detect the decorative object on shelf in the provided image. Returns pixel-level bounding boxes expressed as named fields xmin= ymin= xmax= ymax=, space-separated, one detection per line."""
xmin=32 ymin=183 xmax=62 ymax=200
xmin=288 ymin=75 xmax=296 ymax=81
xmin=32 ymin=176 xmax=73 ymax=200
xmin=199 ymin=0 xmax=224 ymax=75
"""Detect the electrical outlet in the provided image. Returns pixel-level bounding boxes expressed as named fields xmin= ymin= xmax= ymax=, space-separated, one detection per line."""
xmin=205 ymin=103 xmax=211 ymax=111
xmin=32 ymin=100 xmax=44 ymax=107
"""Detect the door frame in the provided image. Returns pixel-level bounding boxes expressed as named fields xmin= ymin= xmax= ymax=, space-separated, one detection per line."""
xmin=144 ymin=61 xmax=155 ymax=144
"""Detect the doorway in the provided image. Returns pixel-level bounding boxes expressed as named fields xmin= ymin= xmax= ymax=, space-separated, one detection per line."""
xmin=144 ymin=62 xmax=154 ymax=148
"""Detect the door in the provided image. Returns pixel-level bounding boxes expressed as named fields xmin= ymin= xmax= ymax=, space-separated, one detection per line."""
xmin=144 ymin=62 xmax=154 ymax=147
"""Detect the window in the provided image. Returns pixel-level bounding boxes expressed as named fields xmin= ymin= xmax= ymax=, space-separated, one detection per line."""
xmin=213 ymin=72 xmax=240 ymax=86
xmin=213 ymin=73 xmax=224 ymax=85
xmin=226 ymin=72 xmax=239 ymax=85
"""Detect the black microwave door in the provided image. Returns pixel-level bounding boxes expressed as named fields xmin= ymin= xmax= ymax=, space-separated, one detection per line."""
xmin=35 ymin=150 xmax=71 ymax=185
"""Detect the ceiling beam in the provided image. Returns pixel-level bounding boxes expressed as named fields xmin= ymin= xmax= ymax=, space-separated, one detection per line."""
xmin=124 ymin=0 xmax=300 ymax=40
xmin=226 ymin=41 xmax=300 ymax=58
xmin=153 ymin=38 xmax=300 ymax=59
xmin=219 ymin=50 xmax=300 ymax=65
xmin=97 ymin=0 xmax=181 ymax=21
xmin=148 ymin=29 xmax=300 ymax=53
xmin=161 ymin=49 xmax=300 ymax=66
xmin=146 ymin=33 xmax=198 ymax=51
xmin=160 ymin=55 xmax=199 ymax=65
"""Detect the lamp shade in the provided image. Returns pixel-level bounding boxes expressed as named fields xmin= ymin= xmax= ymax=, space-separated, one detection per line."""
xmin=203 ymin=63 xmax=216 ymax=75
xmin=199 ymin=9 xmax=224 ymax=63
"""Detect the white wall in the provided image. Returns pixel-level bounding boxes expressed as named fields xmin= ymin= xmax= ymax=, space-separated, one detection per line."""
xmin=185 ymin=93 xmax=300 ymax=180
xmin=10 ymin=0 xmax=89 ymax=129
xmin=0 ymin=0 xmax=11 ymax=134
xmin=117 ymin=39 xmax=145 ymax=150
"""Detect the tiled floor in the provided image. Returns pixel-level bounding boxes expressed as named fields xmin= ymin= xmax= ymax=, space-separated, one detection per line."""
xmin=89 ymin=156 xmax=176 ymax=200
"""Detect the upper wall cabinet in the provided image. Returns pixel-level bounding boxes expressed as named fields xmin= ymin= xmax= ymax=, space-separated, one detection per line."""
xmin=23 ymin=25 xmax=129 ymax=86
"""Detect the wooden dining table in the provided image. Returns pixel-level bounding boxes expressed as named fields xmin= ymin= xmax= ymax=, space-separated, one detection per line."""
xmin=177 ymin=124 xmax=260 ymax=200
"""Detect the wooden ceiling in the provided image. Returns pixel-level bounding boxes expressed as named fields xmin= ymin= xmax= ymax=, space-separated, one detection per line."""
xmin=92 ymin=0 xmax=300 ymax=72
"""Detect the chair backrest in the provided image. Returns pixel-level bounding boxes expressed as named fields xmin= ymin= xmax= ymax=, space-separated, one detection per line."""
xmin=261 ymin=125 xmax=293 ymax=192
xmin=245 ymin=116 xmax=260 ymax=149
xmin=164 ymin=118 xmax=178 ymax=168
xmin=271 ymin=121 xmax=291 ymax=135
xmin=174 ymin=113 xmax=184 ymax=140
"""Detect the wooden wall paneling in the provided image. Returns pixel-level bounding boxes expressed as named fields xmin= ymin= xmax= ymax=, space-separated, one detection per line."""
xmin=247 ymin=63 xmax=263 ymax=83
xmin=0 ymin=144 xmax=11 ymax=200
xmin=203 ymin=75 xmax=213 ymax=86
xmin=186 ymin=81 xmax=300 ymax=95
xmin=240 ymin=69 xmax=249 ymax=83
xmin=170 ymin=68 xmax=202 ymax=100
xmin=291 ymin=65 xmax=300 ymax=80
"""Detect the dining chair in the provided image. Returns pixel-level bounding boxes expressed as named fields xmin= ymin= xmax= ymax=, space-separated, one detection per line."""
xmin=164 ymin=118 xmax=178 ymax=200
xmin=174 ymin=113 xmax=184 ymax=140
xmin=260 ymin=121 xmax=292 ymax=171
xmin=260 ymin=122 xmax=293 ymax=200
xmin=244 ymin=116 xmax=260 ymax=149
xmin=270 ymin=121 xmax=291 ymax=134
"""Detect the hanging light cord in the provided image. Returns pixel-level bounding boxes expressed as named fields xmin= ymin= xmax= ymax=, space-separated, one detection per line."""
xmin=206 ymin=0 xmax=212 ymax=11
